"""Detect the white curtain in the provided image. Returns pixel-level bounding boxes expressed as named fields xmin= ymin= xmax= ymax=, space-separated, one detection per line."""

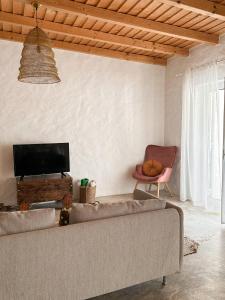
xmin=180 ymin=62 xmax=224 ymax=211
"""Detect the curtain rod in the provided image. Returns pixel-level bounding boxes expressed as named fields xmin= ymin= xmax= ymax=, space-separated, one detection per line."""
xmin=175 ymin=58 xmax=225 ymax=77
xmin=217 ymin=57 xmax=225 ymax=63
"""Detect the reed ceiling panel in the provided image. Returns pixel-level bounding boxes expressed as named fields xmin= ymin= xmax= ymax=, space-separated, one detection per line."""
xmin=0 ymin=0 xmax=225 ymax=65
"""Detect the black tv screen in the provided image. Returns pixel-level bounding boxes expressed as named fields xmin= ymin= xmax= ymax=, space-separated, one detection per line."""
xmin=13 ymin=143 xmax=70 ymax=176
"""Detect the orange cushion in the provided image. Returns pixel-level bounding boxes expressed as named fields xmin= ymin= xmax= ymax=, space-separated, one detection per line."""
xmin=142 ymin=160 xmax=163 ymax=177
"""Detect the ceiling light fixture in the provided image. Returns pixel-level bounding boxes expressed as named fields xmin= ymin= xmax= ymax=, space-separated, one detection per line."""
xmin=18 ymin=1 xmax=60 ymax=84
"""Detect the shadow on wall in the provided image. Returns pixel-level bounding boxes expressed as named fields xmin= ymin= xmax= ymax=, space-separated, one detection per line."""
xmin=127 ymin=164 xmax=135 ymax=181
xmin=126 ymin=165 xmax=137 ymax=193
xmin=112 ymin=165 xmax=135 ymax=195
xmin=0 ymin=144 xmax=17 ymax=205
xmin=72 ymin=165 xmax=136 ymax=201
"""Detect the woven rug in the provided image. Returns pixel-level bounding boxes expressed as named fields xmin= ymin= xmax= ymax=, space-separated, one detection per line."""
xmin=184 ymin=236 xmax=199 ymax=256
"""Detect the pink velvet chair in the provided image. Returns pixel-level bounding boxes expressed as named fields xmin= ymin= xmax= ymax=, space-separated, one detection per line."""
xmin=132 ymin=145 xmax=177 ymax=198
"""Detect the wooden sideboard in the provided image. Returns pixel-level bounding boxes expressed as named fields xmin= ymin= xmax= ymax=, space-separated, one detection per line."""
xmin=16 ymin=173 xmax=73 ymax=204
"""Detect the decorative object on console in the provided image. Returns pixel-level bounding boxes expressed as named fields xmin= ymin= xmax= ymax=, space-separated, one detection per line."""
xmin=18 ymin=1 xmax=60 ymax=84
xmin=80 ymin=178 xmax=89 ymax=187
xmin=59 ymin=193 xmax=72 ymax=226
xmin=59 ymin=209 xmax=70 ymax=226
xmin=19 ymin=201 xmax=30 ymax=211
xmin=79 ymin=178 xmax=96 ymax=203
xmin=89 ymin=180 xmax=96 ymax=187
xmin=133 ymin=145 xmax=177 ymax=199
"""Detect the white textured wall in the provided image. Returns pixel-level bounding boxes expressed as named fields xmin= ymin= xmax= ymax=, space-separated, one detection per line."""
xmin=0 ymin=40 xmax=165 ymax=205
xmin=165 ymin=35 xmax=225 ymax=194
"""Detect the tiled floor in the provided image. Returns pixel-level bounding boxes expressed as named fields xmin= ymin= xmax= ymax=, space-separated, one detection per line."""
xmin=91 ymin=192 xmax=225 ymax=300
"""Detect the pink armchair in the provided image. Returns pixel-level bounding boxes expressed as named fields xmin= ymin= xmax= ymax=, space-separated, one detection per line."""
xmin=132 ymin=145 xmax=177 ymax=198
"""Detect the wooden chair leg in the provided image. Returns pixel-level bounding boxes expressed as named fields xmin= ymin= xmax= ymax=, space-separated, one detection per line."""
xmin=134 ymin=181 xmax=139 ymax=192
xmin=134 ymin=182 xmax=161 ymax=199
xmin=145 ymin=184 xmax=149 ymax=192
xmin=165 ymin=183 xmax=174 ymax=197
xmin=157 ymin=183 xmax=160 ymax=198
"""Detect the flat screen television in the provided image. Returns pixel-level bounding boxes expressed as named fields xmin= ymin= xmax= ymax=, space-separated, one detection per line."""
xmin=13 ymin=143 xmax=70 ymax=177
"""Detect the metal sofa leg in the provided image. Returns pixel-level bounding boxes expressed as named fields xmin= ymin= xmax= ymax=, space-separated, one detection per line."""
xmin=162 ymin=276 xmax=167 ymax=286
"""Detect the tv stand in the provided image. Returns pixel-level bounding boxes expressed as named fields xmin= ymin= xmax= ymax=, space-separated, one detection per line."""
xmin=16 ymin=173 xmax=73 ymax=205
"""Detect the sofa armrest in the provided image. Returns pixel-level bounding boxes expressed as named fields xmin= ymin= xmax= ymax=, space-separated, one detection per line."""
xmin=133 ymin=189 xmax=183 ymax=270
xmin=166 ymin=202 xmax=184 ymax=269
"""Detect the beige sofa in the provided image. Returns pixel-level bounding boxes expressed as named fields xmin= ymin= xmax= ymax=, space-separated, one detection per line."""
xmin=0 ymin=202 xmax=183 ymax=300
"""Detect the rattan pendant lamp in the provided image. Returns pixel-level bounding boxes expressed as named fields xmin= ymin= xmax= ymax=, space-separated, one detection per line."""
xmin=18 ymin=1 xmax=60 ymax=84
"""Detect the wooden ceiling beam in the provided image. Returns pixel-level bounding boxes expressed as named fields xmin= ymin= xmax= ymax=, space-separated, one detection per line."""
xmin=0 ymin=31 xmax=167 ymax=66
xmin=0 ymin=11 xmax=188 ymax=56
xmin=159 ymin=0 xmax=225 ymax=21
xmin=37 ymin=0 xmax=219 ymax=44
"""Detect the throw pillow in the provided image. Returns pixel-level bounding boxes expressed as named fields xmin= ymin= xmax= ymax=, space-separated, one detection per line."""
xmin=70 ymin=199 xmax=166 ymax=224
xmin=142 ymin=159 xmax=163 ymax=177
xmin=0 ymin=208 xmax=56 ymax=236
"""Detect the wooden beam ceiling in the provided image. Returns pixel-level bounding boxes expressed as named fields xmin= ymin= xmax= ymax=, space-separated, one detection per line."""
xmin=0 ymin=31 xmax=167 ymax=66
xmin=159 ymin=0 xmax=225 ymax=21
xmin=0 ymin=11 xmax=188 ymax=57
xmin=37 ymin=0 xmax=219 ymax=44
xmin=1 ymin=0 xmax=224 ymax=65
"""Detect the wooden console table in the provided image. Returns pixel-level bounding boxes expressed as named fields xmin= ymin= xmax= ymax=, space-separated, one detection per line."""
xmin=16 ymin=173 xmax=73 ymax=204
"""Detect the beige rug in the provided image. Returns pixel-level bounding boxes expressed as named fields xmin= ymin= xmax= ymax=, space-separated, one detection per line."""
xmin=184 ymin=236 xmax=199 ymax=256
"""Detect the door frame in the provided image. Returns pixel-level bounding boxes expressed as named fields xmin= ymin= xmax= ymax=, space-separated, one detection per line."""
xmin=221 ymin=83 xmax=225 ymax=224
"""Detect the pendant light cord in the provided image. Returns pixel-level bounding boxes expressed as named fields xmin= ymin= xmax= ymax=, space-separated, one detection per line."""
xmin=33 ymin=1 xmax=39 ymax=28
xmin=35 ymin=7 xmax=38 ymax=28
xmin=32 ymin=1 xmax=40 ymax=52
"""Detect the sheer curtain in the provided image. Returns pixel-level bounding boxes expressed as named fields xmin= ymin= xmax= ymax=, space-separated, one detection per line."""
xmin=180 ymin=62 xmax=224 ymax=211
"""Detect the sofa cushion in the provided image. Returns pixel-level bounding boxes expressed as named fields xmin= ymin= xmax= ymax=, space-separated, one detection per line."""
xmin=70 ymin=199 xmax=166 ymax=224
xmin=0 ymin=208 xmax=56 ymax=236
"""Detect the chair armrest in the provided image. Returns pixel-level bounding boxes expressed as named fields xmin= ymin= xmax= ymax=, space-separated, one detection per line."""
xmin=135 ymin=164 xmax=143 ymax=175
xmin=158 ymin=167 xmax=173 ymax=182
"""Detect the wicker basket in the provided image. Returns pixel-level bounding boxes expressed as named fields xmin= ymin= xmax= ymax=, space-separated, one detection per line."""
xmin=79 ymin=186 xmax=96 ymax=203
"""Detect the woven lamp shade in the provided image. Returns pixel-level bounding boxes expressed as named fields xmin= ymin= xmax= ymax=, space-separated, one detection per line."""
xmin=18 ymin=27 xmax=60 ymax=84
